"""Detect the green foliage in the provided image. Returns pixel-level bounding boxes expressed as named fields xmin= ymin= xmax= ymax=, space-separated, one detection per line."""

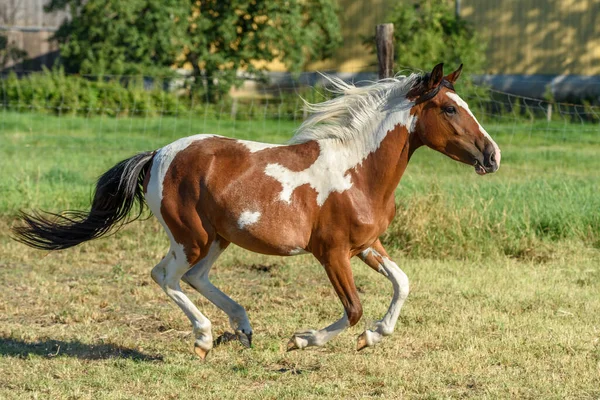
xmin=0 ymin=68 xmax=337 ymax=121
xmin=390 ymin=0 xmax=486 ymax=73
xmin=382 ymin=181 xmax=600 ymax=261
xmin=364 ymin=0 xmax=489 ymax=108
xmin=47 ymin=0 xmax=188 ymax=76
xmin=0 ymin=33 xmax=28 ymax=69
xmin=46 ymin=0 xmax=342 ymax=102
xmin=181 ymin=0 xmax=342 ymax=102
xmin=0 ymin=68 xmax=187 ymax=117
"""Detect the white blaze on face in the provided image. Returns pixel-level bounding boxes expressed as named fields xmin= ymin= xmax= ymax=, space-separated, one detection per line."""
xmin=238 ymin=210 xmax=261 ymax=229
xmin=446 ymin=92 xmax=501 ymax=167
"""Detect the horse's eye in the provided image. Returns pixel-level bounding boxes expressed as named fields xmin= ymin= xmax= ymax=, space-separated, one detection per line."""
xmin=444 ymin=106 xmax=457 ymax=115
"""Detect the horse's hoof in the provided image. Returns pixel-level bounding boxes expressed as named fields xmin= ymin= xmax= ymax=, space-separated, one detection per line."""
xmin=194 ymin=343 xmax=210 ymax=360
xmin=356 ymin=332 xmax=369 ymax=351
xmin=236 ymin=330 xmax=252 ymax=348
xmin=286 ymin=338 xmax=299 ymax=352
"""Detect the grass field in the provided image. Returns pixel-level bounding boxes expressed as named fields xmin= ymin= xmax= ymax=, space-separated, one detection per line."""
xmin=1 ymin=112 xmax=599 ymax=398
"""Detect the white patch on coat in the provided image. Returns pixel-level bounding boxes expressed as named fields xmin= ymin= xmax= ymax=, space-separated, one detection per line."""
xmin=237 ymin=140 xmax=282 ymax=153
xmin=446 ymin=92 xmax=501 ymax=166
xmin=265 ymin=74 xmax=419 ymax=206
xmin=147 ymin=134 xmax=217 ymax=207
xmin=289 ymin=247 xmax=308 ymax=255
xmin=266 ymin=107 xmax=415 ymax=206
xmin=145 ymin=134 xmax=217 ymax=263
xmin=237 ymin=210 xmax=261 ymax=229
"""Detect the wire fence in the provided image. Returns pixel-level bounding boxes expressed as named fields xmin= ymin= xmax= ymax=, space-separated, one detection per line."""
xmin=1 ymin=70 xmax=600 ymax=164
xmin=1 ymin=70 xmax=599 ymax=243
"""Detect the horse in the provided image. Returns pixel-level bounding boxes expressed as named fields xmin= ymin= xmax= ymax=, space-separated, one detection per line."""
xmin=12 ymin=63 xmax=501 ymax=359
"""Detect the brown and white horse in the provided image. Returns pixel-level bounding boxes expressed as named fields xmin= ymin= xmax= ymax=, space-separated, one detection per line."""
xmin=13 ymin=64 xmax=500 ymax=358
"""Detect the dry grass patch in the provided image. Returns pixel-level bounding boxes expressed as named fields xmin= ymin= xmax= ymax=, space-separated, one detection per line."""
xmin=1 ymin=219 xmax=599 ymax=399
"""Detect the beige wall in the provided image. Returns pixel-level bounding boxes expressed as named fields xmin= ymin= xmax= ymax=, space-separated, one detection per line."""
xmin=1 ymin=0 xmax=69 ymax=70
xmin=262 ymin=0 xmax=397 ymax=73
xmin=305 ymin=0 xmax=396 ymax=73
xmin=3 ymin=0 xmax=599 ymax=76
xmin=297 ymin=0 xmax=600 ymax=75
xmin=461 ymin=0 xmax=600 ymax=75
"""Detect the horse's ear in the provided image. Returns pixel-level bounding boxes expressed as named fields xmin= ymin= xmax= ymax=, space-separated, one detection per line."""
xmin=445 ymin=64 xmax=463 ymax=84
xmin=427 ymin=63 xmax=444 ymax=90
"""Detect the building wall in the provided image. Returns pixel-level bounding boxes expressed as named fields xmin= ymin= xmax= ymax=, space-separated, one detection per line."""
xmin=0 ymin=0 xmax=68 ymax=71
xmin=2 ymin=0 xmax=599 ymax=76
xmin=304 ymin=0 xmax=600 ymax=76
xmin=461 ymin=0 xmax=600 ymax=75
xmin=304 ymin=0 xmax=394 ymax=73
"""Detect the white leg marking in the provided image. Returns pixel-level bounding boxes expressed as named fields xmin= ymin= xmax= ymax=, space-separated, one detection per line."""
xmin=145 ymin=149 xmax=216 ymax=352
xmin=359 ymin=248 xmax=409 ymax=348
xmin=151 ymin=245 xmax=213 ymax=352
xmin=289 ymin=313 xmax=350 ymax=350
xmin=237 ymin=210 xmax=261 ymax=230
xmin=182 ymin=241 xmax=252 ymax=336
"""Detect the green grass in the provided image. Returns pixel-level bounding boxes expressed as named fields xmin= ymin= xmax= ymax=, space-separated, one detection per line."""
xmin=1 ymin=112 xmax=599 ymax=398
xmin=2 ymin=111 xmax=599 ymax=259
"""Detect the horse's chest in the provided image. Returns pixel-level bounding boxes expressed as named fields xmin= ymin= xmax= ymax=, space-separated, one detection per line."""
xmin=350 ymin=199 xmax=396 ymax=243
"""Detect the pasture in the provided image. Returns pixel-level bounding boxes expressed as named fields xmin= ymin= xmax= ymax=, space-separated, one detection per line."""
xmin=1 ymin=112 xmax=599 ymax=398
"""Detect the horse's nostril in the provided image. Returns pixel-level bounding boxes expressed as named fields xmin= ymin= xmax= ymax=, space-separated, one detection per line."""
xmin=486 ymin=151 xmax=498 ymax=169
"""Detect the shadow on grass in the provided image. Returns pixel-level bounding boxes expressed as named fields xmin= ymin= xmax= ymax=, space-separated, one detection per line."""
xmin=0 ymin=338 xmax=163 ymax=361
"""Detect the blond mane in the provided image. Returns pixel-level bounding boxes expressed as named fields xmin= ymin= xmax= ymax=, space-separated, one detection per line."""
xmin=289 ymin=73 xmax=421 ymax=144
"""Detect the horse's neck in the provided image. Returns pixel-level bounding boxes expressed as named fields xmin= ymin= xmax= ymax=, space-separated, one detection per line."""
xmin=346 ymin=117 xmax=421 ymax=203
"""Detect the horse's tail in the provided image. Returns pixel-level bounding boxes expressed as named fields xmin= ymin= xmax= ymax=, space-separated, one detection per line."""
xmin=12 ymin=151 xmax=155 ymax=251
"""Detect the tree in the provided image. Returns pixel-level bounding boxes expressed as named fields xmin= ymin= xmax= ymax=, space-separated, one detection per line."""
xmin=369 ymin=0 xmax=486 ymax=74
xmin=46 ymin=0 xmax=188 ymax=77
xmin=46 ymin=0 xmax=342 ymax=101
xmin=181 ymin=0 xmax=341 ymax=101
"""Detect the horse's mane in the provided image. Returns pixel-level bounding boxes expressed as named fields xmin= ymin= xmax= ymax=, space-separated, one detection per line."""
xmin=289 ymin=72 xmax=422 ymax=144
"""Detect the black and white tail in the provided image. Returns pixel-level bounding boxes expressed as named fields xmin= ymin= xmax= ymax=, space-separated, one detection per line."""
xmin=12 ymin=151 xmax=155 ymax=250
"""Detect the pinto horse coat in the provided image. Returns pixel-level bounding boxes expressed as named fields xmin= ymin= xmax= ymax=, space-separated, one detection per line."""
xmin=13 ymin=64 xmax=501 ymax=358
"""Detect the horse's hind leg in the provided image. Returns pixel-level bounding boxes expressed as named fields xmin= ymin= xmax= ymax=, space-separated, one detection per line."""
xmin=182 ymin=238 xmax=253 ymax=348
xmin=355 ymin=239 xmax=409 ymax=351
xmin=287 ymin=250 xmax=362 ymax=350
xmin=151 ymin=244 xmax=214 ymax=359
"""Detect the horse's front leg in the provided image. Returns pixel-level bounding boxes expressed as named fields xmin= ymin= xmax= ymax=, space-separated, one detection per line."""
xmin=287 ymin=251 xmax=363 ymax=351
xmin=356 ymin=239 xmax=409 ymax=350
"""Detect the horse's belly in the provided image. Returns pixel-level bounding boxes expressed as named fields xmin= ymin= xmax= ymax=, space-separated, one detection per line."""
xmin=220 ymin=216 xmax=311 ymax=256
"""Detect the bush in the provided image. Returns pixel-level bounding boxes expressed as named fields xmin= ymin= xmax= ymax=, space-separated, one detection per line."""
xmin=390 ymin=0 xmax=486 ymax=73
xmin=0 ymin=68 xmax=339 ymax=122
xmin=0 ymin=68 xmax=190 ymax=118
xmin=366 ymin=0 xmax=490 ymax=111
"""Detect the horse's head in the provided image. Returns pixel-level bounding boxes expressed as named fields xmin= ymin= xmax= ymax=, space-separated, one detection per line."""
xmin=408 ymin=63 xmax=500 ymax=175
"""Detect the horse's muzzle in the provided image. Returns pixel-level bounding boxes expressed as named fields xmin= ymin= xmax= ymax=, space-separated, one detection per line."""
xmin=479 ymin=142 xmax=500 ymax=174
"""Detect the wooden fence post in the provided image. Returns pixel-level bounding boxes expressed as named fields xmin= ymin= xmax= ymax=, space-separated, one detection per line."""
xmin=376 ymin=24 xmax=394 ymax=79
